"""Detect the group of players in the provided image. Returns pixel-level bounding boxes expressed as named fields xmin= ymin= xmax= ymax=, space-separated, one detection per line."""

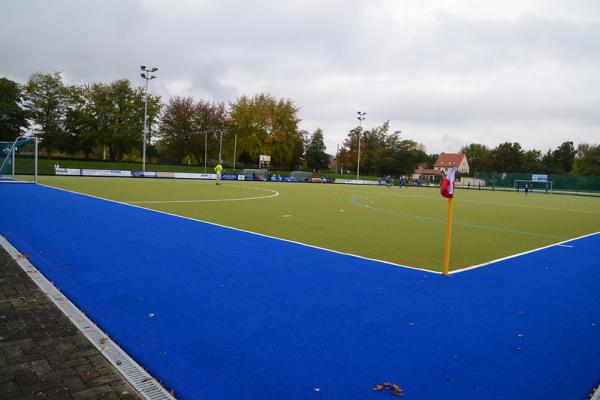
xmin=383 ymin=175 xmax=410 ymax=188
xmin=215 ymin=161 xmax=417 ymax=189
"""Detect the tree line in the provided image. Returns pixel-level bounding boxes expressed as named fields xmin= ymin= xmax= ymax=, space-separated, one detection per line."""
xmin=1 ymin=72 xmax=161 ymax=161
xmin=1 ymin=72 xmax=599 ymax=175
xmin=0 ymin=73 xmax=322 ymax=171
xmin=336 ymin=122 xmax=435 ymax=176
xmin=459 ymin=141 xmax=600 ymax=176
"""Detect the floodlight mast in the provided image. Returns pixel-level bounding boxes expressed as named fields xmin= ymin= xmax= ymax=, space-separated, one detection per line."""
xmin=356 ymin=111 xmax=367 ymax=181
xmin=140 ymin=66 xmax=158 ymax=172
xmin=218 ymin=129 xmax=223 ymax=163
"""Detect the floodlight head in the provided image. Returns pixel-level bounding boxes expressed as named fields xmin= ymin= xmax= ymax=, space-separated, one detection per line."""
xmin=141 ymin=73 xmax=146 ymax=78
xmin=150 ymin=75 xmax=156 ymax=79
xmin=141 ymin=65 xmax=146 ymax=70
xmin=151 ymin=67 xmax=158 ymax=72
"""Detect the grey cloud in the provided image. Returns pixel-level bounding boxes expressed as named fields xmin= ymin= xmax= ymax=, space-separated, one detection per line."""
xmin=1 ymin=0 xmax=599 ymax=154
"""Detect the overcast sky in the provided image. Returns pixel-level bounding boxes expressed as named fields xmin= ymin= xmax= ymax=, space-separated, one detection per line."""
xmin=1 ymin=0 xmax=599 ymax=154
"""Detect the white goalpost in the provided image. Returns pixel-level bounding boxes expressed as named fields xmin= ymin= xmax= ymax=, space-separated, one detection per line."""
xmin=514 ymin=174 xmax=553 ymax=193
xmin=0 ymin=135 xmax=39 ymax=183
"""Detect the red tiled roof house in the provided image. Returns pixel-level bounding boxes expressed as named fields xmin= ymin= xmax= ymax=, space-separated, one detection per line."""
xmin=434 ymin=153 xmax=470 ymax=175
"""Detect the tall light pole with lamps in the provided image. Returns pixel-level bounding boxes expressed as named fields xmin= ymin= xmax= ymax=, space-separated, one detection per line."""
xmin=356 ymin=111 xmax=367 ymax=180
xmin=218 ymin=129 xmax=223 ymax=163
xmin=470 ymin=156 xmax=476 ymax=190
xmin=140 ymin=66 xmax=158 ymax=172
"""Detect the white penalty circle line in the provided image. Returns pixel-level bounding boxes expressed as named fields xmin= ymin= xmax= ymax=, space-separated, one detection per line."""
xmin=126 ymin=188 xmax=280 ymax=204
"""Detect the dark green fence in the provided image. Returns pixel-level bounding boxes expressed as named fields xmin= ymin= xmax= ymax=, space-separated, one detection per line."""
xmin=473 ymin=172 xmax=600 ymax=196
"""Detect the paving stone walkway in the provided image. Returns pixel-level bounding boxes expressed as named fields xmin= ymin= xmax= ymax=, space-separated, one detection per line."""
xmin=0 ymin=247 xmax=142 ymax=399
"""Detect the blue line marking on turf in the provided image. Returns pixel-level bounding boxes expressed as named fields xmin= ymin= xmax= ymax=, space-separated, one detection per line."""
xmin=1 ymin=184 xmax=600 ymax=400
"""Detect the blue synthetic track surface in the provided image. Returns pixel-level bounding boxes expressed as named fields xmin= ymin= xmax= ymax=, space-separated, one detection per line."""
xmin=1 ymin=184 xmax=600 ymax=399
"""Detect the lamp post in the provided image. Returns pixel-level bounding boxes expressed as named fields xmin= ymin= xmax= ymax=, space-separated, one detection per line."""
xmin=204 ymin=131 xmax=208 ymax=173
xmin=470 ymin=157 xmax=476 ymax=190
xmin=233 ymin=134 xmax=237 ymax=172
xmin=140 ymin=66 xmax=158 ymax=172
xmin=356 ymin=111 xmax=366 ymax=180
xmin=218 ymin=129 xmax=223 ymax=163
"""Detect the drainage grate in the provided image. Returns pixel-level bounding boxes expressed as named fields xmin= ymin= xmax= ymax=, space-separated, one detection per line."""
xmin=0 ymin=235 xmax=175 ymax=400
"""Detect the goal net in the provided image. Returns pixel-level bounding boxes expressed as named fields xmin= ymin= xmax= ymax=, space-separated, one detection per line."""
xmin=0 ymin=136 xmax=38 ymax=183
xmin=242 ymin=168 xmax=268 ymax=180
xmin=514 ymin=179 xmax=553 ymax=192
xmin=290 ymin=171 xmax=312 ymax=182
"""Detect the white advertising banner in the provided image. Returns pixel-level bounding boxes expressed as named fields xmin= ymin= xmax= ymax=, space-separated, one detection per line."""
xmin=55 ymin=168 xmax=81 ymax=176
xmin=335 ymin=179 xmax=380 ymax=185
xmin=81 ymin=169 xmax=132 ymax=177
xmin=173 ymin=172 xmax=216 ymax=180
xmin=532 ymin=174 xmax=548 ymax=182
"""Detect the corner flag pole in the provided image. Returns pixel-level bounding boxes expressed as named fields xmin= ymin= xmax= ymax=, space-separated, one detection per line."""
xmin=440 ymin=166 xmax=457 ymax=275
xmin=442 ymin=197 xmax=454 ymax=275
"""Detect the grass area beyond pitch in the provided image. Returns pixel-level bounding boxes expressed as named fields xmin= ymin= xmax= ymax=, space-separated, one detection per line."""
xmin=38 ymin=176 xmax=600 ymax=271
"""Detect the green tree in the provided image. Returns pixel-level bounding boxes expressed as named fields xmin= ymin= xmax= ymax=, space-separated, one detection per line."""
xmin=423 ymin=153 xmax=438 ymax=169
xmin=158 ymin=96 xmax=197 ymax=163
xmin=338 ymin=126 xmax=363 ymax=175
xmin=338 ymin=122 xmax=427 ymax=176
xmin=543 ymin=141 xmax=576 ymax=173
xmin=521 ymin=149 xmax=545 ymax=173
xmin=490 ymin=142 xmax=523 ymax=172
xmin=572 ymin=143 xmax=600 ymax=176
xmin=305 ymin=128 xmax=329 ymax=171
xmin=361 ymin=122 xmax=390 ymax=175
xmin=63 ymin=85 xmax=97 ymax=158
xmin=23 ymin=71 xmax=70 ymax=156
xmin=459 ymin=143 xmax=492 ymax=174
xmin=87 ymin=80 xmax=160 ymax=161
xmin=228 ymin=94 xmax=300 ymax=168
xmin=195 ymin=100 xmax=228 ymax=165
xmin=393 ymin=139 xmax=428 ymax=175
xmin=287 ymin=129 xmax=307 ymax=171
xmin=0 ymin=77 xmax=28 ymax=141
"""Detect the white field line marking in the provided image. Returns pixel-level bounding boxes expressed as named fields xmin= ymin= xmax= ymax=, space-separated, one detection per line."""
xmin=0 ymin=235 xmax=174 ymax=400
xmin=36 ymin=183 xmax=441 ymax=275
xmin=350 ymin=196 xmax=564 ymax=240
xmin=557 ymin=244 xmax=574 ymax=248
xmin=451 ymin=231 xmax=600 ymax=274
xmin=126 ymin=188 xmax=279 ymax=204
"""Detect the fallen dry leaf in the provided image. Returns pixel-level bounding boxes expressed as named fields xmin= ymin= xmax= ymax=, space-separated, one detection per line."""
xmin=373 ymin=382 xmax=405 ymax=397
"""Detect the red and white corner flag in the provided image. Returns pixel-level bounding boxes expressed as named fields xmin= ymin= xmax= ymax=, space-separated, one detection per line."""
xmin=440 ymin=167 xmax=457 ymax=199
xmin=440 ymin=167 xmax=458 ymax=275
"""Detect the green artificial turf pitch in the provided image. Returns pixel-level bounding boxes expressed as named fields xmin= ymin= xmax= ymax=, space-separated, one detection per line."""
xmin=37 ymin=176 xmax=600 ymax=272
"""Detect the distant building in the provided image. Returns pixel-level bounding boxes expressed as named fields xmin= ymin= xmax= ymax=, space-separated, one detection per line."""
xmin=434 ymin=153 xmax=469 ymax=174
xmin=412 ymin=165 xmax=443 ymax=183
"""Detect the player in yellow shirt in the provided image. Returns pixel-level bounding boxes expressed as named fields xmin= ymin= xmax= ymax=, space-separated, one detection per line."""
xmin=214 ymin=162 xmax=223 ymax=185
